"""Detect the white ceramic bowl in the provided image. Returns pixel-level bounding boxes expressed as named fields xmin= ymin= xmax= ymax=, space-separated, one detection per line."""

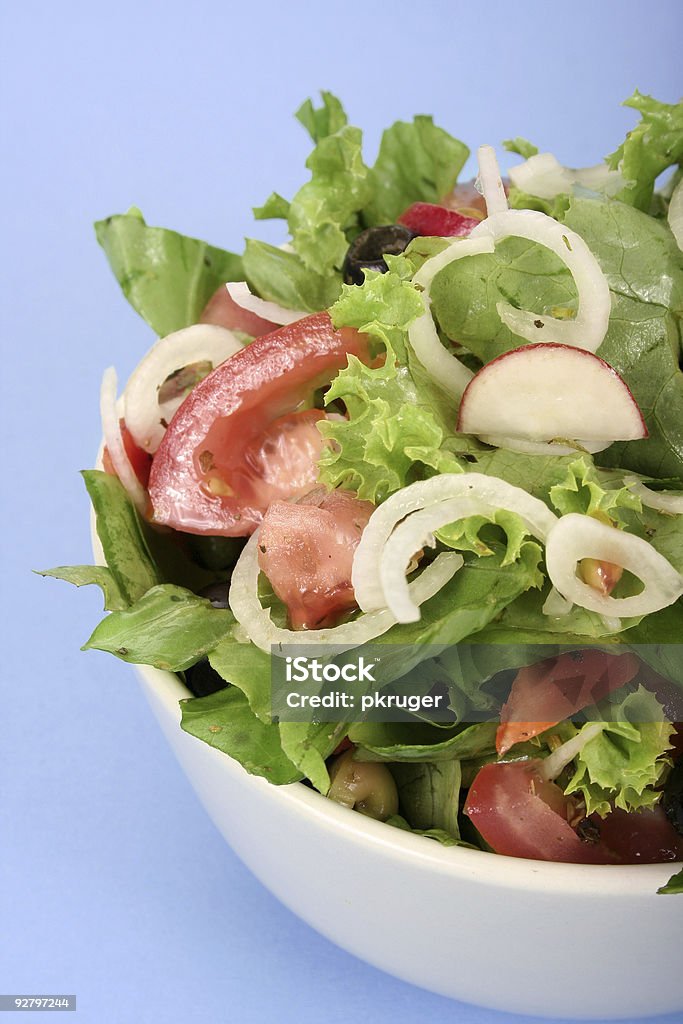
xmin=135 ymin=661 xmax=683 ymax=1020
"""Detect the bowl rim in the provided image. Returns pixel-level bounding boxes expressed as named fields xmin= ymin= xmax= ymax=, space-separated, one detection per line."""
xmin=136 ymin=659 xmax=681 ymax=896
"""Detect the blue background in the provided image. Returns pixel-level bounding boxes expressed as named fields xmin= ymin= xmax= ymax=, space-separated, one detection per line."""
xmin=2 ymin=2 xmax=682 ymax=1021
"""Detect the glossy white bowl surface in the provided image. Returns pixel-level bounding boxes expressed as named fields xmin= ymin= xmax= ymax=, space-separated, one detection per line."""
xmin=136 ymin=662 xmax=683 ymax=1020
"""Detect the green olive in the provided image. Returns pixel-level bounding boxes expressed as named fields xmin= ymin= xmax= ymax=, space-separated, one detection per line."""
xmin=327 ymin=749 xmax=399 ymax=821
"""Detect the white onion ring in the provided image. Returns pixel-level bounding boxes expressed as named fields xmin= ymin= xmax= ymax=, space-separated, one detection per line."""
xmin=226 ymin=281 xmax=307 ymax=325
xmin=542 ymin=586 xmax=573 ymax=617
xmin=623 ymin=476 xmax=683 ymax=514
xmin=669 ymin=177 xmax=683 ymax=251
xmin=407 ymin=294 xmax=473 ymax=399
xmin=469 ymin=210 xmax=611 ymax=352
xmin=124 ymin=324 xmax=243 ymax=454
xmin=545 ymin=513 xmax=683 ymax=617
xmin=228 ymin=532 xmax=463 ymax=655
xmin=476 ymin=145 xmax=509 ymax=217
xmin=100 ymin=367 xmax=147 ymax=514
xmin=412 ymin=235 xmax=495 ymax=291
xmin=353 ymin=474 xmax=558 ymax=613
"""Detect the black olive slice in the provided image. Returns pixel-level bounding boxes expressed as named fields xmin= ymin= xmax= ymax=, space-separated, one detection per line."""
xmin=343 ymin=225 xmax=416 ymax=286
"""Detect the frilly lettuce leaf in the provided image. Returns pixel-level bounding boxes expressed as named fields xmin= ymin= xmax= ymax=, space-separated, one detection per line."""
xmin=503 ymin=137 xmax=539 ymax=159
xmin=295 ymin=90 xmax=348 ymax=143
xmin=318 ymin=268 xmax=460 ymax=502
xmin=364 ymin=115 xmax=469 ymax=226
xmin=565 ymin=686 xmax=674 ymax=817
xmin=606 ymin=91 xmax=683 ymax=212
xmin=548 ymin=458 xmax=642 ymax=522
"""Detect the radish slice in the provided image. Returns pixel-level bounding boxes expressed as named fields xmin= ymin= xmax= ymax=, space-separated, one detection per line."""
xmin=226 ymin=281 xmax=307 ymax=325
xmin=476 ymin=145 xmax=509 ymax=217
xmin=100 ymin=367 xmax=147 ymax=514
xmin=623 ymin=476 xmax=683 ymax=514
xmin=407 ymin=294 xmax=473 ymax=399
xmin=124 ymin=324 xmax=243 ymax=454
xmin=669 ymin=177 xmax=683 ymax=250
xmin=457 ymin=344 xmax=646 ymax=445
xmin=469 ymin=210 xmax=611 ymax=352
xmin=228 ymin=531 xmax=463 ymax=655
xmin=545 ymin=513 xmax=683 ymax=617
xmin=352 ymin=473 xmax=558 ymax=613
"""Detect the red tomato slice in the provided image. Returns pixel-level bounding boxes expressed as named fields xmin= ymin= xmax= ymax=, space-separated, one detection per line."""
xmin=199 ymin=283 xmax=277 ymax=337
xmin=103 ymin=419 xmax=152 ymax=487
xmin=464 ymin=760 xmax=615 ymax=864
xmin=398 ymin=202 xmax=480 ymax=237
xmin=496 ymin=651 xmax=641 ymax=755
xmin=258 ymin=487 xmax=375 ymax=628
xmin=148 ymin=313 xmax=369 ymax=536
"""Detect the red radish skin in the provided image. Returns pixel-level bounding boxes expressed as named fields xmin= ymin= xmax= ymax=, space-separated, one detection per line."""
xmin=398 ymin=202 xmax=480 ymax=237
xmin=456 ymin=343 xmax=648 ymax=444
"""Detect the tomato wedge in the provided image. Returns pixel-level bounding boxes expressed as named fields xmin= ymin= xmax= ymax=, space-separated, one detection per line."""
xmin=464 ymin=760 xmax=615 ymax=864
xmin=496 ymin=651 xmax=641 ymax=755
xmin=148 ymin=313 xmax=369 ymax=536
xmin=258 ymin=487 xmax=375 ymax=628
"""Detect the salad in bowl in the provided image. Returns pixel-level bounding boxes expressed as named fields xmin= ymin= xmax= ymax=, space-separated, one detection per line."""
xmin=44 ymin=90 xmax=683 ymax=909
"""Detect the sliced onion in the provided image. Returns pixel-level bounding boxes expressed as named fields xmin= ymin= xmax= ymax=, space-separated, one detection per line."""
xmin=407 ymin=294 xmax=473 ymax=399
xmin=509 ymin=153 xmax=623 ymax=201
xmin=226 ymin=281 xmax=307 ymax=325
xmin=669 ymin=177 xmax=683 ymax=250
xmin=542 ymin=586 xmax=573 ymax=617
xmin=545 ymin=513 xmax=683 ymax=617
xmin=100 ymin=367 xmax=147 ymax=514
xmin=228 ymin=532 xmax=463 ymax=655
xmin=623 ymin=475 xmax=683 ymax=514
xmin=469 ymin=210 xmax=611 ymax=352
xmin=380 ymin=499 xmax=489 ymax=622
xmin=412 ymin=235 xmax=495 ymax=291
xmin=540 ymin=722 xmax=606 ymax=782
xmin=479 ymin=434 xmax=609 ymax=456
xmin=352 ymin=473 xmax=558 ymax=613
xmin=476 ymin=145 xmax=509 ymax=217
xmin=124 ymin=324 xmax=243 ymax=454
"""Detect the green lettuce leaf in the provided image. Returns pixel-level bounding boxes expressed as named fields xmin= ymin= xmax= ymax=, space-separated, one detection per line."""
xmin=385 ymin=815 xmax=476 ymax=848
xmin=94 ymin=209 xmax=243 ymax=337
xmin=658 ymin=868 xmax=683 ymax=894
xmin=82 ymin=584 xmax=234 ymax=671
xmin=561 ymin=196 xmax=683 ymax=481
xmin=83 ymin=470 xmax=160 ymax=605
xmin=564 ymin=686 xmax=674 ymax=817
xmin=607 ymin=92 xmax=683 ymax=211
xmin=428 ymin=235 xmax=577 ymax=364
xmin=36 ymin=565 xmax=127 ymax=611
xmin=295 ymin=90 xmax=348 ymax=143
xmin=390 ymin=759 xmax=462 ymax=837
xmin=242 ymin=239 xmax=341 ymax=312
xmin=364 ymin=116 xmax=469 ymax=225
xmin=351 ymin=722 xmax=498 ymax=764
xmin=503 ymin=137 xmax=539 ymax=159
xmin=318 ymin=267 xmax=460 ymax=501
xmin=180 ymin=688 xmax=302 ymax=785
